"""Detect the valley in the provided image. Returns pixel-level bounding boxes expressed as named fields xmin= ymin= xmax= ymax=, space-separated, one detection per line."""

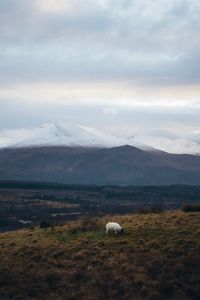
xmin=1 ymin=181 xmax=200 ymax=232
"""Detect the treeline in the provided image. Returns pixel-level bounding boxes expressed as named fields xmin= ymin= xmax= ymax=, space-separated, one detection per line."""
xmin=1 ymin=180 xmax=200 ymax=203
xmin=0 ymin=180 xmax=105 ymax=191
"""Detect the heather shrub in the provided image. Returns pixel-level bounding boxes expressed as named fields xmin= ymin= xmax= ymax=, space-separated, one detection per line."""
xmin=68 ymin=216 xmax=101 ymax=234
xmin=182 ymin=203 xmax=200 ymax=212
xmin=39 ymin=220 xmax=53 ymax=229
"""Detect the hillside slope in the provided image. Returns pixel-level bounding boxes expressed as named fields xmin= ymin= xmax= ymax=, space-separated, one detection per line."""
xmin=1 ymin=145 xmax=200 ymax=184
xmin=0 ymin=211 xmax=199 ymax=300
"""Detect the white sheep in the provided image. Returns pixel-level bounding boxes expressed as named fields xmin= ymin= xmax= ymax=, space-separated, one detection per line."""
xmin=105 ymin=222 xmax=123 ymax=234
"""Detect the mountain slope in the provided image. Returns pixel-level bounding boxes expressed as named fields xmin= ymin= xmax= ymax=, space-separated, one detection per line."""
xmin=1 ymin=145 xmax=200 ymax=185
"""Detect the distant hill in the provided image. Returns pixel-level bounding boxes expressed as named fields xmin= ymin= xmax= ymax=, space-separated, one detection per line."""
xmin=1 ymin=145 xmax=200 ymax=185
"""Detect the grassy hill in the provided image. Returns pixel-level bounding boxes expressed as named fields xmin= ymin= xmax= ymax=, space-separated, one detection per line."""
xmin=0 ymin=211 xmax=200 ymax=300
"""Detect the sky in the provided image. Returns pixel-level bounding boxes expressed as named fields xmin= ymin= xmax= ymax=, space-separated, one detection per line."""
xmin=0 ymin=0 xmax=200 ymax=138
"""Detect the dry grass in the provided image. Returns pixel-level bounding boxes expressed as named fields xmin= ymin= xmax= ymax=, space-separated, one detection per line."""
xmin=0 ymin=211 xmax=200 ymax=300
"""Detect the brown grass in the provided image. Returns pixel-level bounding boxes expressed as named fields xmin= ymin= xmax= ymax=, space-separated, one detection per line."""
xmin=0 ymin=211 xmax=200 ymax=299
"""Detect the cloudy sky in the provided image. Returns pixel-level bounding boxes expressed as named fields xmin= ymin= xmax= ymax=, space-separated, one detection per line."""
xmin=1 ymin=0 xmax=200 ymax=138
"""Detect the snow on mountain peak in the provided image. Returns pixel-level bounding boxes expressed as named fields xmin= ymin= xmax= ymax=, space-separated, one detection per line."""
xmin=1 ymin=122 xmax=200 ymax=154
xmin=0 ymin=122 xmax=147 ymax=149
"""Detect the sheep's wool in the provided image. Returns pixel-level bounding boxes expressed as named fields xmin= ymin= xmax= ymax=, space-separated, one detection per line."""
xmin=105 ymin=222 xmax=123 ymax=234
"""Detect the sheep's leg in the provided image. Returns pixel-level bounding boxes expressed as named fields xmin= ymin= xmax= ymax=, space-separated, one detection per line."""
xmin=115 ymin=229 xmax=118 ymax=234
xmin=106 ymin=228 xmax=108 ymax=235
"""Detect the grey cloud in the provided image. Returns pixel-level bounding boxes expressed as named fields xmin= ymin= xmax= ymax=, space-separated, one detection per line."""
xmin=0 ymin=0 xmax=200 ymax=87
xmin=1 ymin=97 xmax=200 ymax=140
xmin=0 ymin=43 xmax=199 ymax=87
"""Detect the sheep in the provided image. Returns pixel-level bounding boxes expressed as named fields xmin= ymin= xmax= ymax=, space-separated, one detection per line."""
xmin=105 ymin=222 xmax=123 ymax=234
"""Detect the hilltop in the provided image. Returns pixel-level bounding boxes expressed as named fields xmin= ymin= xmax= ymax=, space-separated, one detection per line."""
xmin=0 ymin=211 xmax=200 ymax=300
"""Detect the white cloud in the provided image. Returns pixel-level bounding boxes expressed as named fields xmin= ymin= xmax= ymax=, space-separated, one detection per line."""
xmin=34 ymin=0 xmax=73 ymax=13
xmin=102 ymin=107 xmax=118 ymax=116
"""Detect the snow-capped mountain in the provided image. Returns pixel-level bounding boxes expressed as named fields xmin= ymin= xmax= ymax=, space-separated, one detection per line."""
xmin=1 ymin=122 xmax=200 ymax=154
xmin=0 ymin=122 xmax=148 ymax=150
xmin=130 ymin=135 xmax=200 ymax=155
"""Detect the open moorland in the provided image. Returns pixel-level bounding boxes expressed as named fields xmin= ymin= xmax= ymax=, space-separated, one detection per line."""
xmin=0 ymin=211 xmax=200 ymax=300
xmin=1 ymin=181 xmax=200 ymax=231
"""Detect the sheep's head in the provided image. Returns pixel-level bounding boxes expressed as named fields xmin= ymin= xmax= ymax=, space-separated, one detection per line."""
xmin=120 ymin=228 xmax=124 ymax=233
